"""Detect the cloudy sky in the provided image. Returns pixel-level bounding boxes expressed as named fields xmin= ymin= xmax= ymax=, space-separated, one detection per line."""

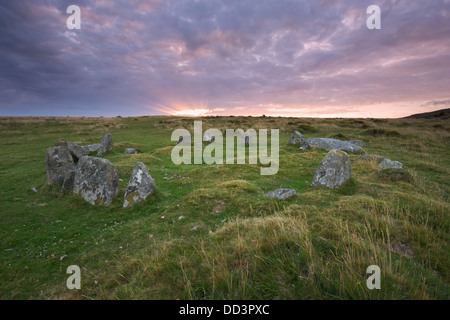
xmin=1 ymin=0 xmax=449 ymax=117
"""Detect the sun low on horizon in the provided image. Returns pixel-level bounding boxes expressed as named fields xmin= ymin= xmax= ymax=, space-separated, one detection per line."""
xmin=1 ymin=1 xmax=449 ymax=118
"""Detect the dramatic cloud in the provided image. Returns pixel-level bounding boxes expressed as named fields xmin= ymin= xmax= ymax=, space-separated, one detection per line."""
xmin=1 ymin=0 xmax=449 ymax=117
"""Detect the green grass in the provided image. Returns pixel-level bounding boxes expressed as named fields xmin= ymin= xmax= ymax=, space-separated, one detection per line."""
xmin=0 ymin=115 xmax=449 ymax=300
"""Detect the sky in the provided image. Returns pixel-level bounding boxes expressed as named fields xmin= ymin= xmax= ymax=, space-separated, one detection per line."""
xmin=1 ymin=0 xmax=449 ymax=118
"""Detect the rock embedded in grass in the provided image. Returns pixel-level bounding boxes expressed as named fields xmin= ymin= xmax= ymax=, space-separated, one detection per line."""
xmin=265 ymin=188 xmax=296 ymax=200
xmin=306 ymin=138 xmax=364 ymax=154
xmin=311 ymin=149 xmax=352 ymax=188
xmin=46 ymin=144 xmax=74 ymax=185
xmin=73 ymin=156 xmax=120 ymax=206
xmin=124 ymin=148 xmax=137 ymax=154
xmin=360 ymin=154 xmax=403 ymax=169
xmin=360 ymin=154 xmax=386 ymax=163
xmin=123 ymin=162 xmax=156 ymax=208
xmin=288 ymin=131 xmax=309 ymax=150
xmin=379 ymin=158 xmax=403 ymax=169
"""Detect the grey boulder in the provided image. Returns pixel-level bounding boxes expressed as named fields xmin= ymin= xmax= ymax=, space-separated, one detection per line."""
xmin=81 ymin=144 xmax=102 ymax=153
xmin=288 ymin=131 xmax=309 ymax=150
xmin=61 ymin=170 xmax=75 ymax=192
xmin=123 ymin=162 xmax=156 ymax=208
xmin=265 ymin=188 xmax=296 ymax=200
xmin=73 ymin=156 xmax=120 ymax=206
xmin=68 ymin=142 xmax=89 ymax=162
xmin=306 ymin=138 xmax=364 ymax=154
xmin=311 ymin=149 xmax=352 ymax=188
xmin=46 ymin=145 xmax=75 ymax=185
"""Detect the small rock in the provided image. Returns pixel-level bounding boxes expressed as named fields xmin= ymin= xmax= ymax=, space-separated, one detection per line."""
xmin=379 ymin=158 xmax=403 ymax=169
xmin=124 ymin=148 xmax=137 ymax=154
xmin=265 ymin=188 xmax=296 ymax=200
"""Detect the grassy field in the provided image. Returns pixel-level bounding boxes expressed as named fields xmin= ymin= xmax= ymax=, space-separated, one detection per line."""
xmin=0 ymin=115 xmax=449 ymax=300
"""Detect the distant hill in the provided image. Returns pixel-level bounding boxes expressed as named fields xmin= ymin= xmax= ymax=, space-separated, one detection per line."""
xmin=404 ymin=108 xmax=450 ymax=119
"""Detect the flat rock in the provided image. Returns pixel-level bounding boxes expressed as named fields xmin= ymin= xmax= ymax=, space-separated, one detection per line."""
xmin=81 ymin=144 xmax=102 ymax=153
xmin=347 ymin=140 xmax=365 ymax=147
xmin=379 ymin=158 xmax=403 ymax=169
xmin=124 ymin=148 xmax=137 ymax=154
xmin=288 ymin=131 xmax=309 ymax=150
xmin=311 ymin=149 xmax=352 ymax=188
xmin=73 ymin=156 xmax=120 ymax=206
xmin=123 ymin=162 xmax=156 ymax=208
xmin=360 ymin=154 xmax=386 ymax=162
xmin=97 ymin=133 xmax=113 ymax=155
xmin=265 ymin=188 xmax=296 ymax=200
xmin=46 ymin=145 xmax=74 ymax=185
xmin=306 ymin=138 xmax=364 ymax=154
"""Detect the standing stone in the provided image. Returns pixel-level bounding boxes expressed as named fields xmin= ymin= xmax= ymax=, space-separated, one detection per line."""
xmin=73 ymin=156 xmax=120 ymax=206
xmin=97 ymin=133 xmax=113 ymax=155
xmin=68 ymin=142 xmax=89 ymax=162
xmin=123 ymin=162 xmax=156 ymax=208
xmin=288 ymin=131 xmax=309 ymax=150
xmin=61 ymin=170 xmax=75 ymax=192
xmin=311 ymin=149 xmax=352 ymax=188
xmin=46 ymin=145 xmax=74 ymax=185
